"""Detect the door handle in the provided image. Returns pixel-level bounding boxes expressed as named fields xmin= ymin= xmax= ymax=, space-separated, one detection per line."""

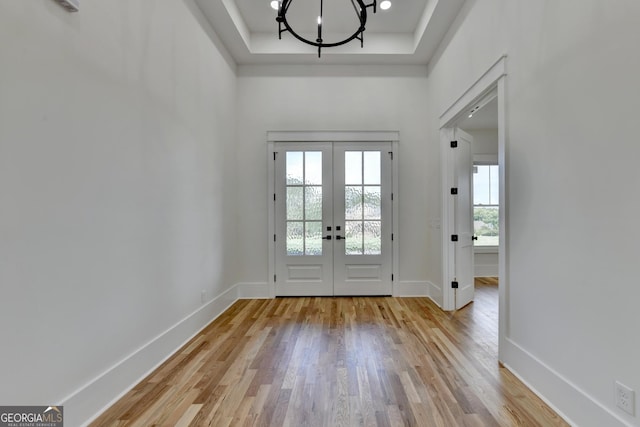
xmin=322 ymin=236 xmax=332 ymax=240
xmin=472 ymin=236 xmax=478 ymax=241
xmin=335 ymin=235 xmax=345 ymax=240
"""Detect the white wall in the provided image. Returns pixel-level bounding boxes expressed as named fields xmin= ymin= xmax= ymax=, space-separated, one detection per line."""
xmin=474 ymin=251 xmax=498 ymax=277
xmin=425 ymin=0 xmax=640 ymax=425
xmin=0 ymin=1 xmax=238 ymax=425
xmin=469 ymin=129 xmax=499 ymax=157
xmin=236 ymin=66 xmax=432 ymax=293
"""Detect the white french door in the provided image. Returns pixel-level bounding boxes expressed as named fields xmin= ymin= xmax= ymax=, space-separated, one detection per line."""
xmin=274 ymin=142 xmax=393 ymax=296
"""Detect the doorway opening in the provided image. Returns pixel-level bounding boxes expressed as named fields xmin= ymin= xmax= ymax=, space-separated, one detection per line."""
xmin=267 ymin=132 xmax=399 ymax=297
xmin=458 ymin=95 xmax=499 ymax=280
xmin=439 ymin=56 xmax=506 ymax=360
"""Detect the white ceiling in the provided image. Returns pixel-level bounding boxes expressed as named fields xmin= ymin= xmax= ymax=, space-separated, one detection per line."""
xmin=194 ymin=0 xmax=466 ymax=65
xmin=458 ymin=98 xmax=498 ymax=131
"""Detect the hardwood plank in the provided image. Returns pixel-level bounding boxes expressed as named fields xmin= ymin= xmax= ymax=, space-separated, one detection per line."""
xmin=91 ymin=279 xmax=568 ymax=426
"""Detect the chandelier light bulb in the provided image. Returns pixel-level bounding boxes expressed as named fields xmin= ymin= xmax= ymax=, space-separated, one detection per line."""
xmin=380 ymin=0 xmax=391 ymax=10
xmin=270 ymin=0 xmax=279 ymax=10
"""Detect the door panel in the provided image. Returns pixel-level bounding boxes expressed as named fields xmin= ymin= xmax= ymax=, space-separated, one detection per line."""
xmin=275 ymin=143 xmax=333 ymax=296
xmin=274 ymin=142 xmax=393 ymax=296
xmin=333 ymin=143 xmax=392 ymax=295
xmin=454 ymin=129 xmax=474 ymax=309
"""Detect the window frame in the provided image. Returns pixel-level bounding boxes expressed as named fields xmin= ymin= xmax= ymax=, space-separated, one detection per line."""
xmin=473 ymin=159 xmax=499 ymax=251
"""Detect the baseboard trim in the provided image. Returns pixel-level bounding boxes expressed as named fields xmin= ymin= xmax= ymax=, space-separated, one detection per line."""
xmin=237 ymin=282 xmax=271 ymax=299
xmin=240 ymin=282 xmax=432 ymax=299
xmin=503 ymin=337 xmax=631 ymax=427
xmin=393 ymin=281 xmax=430 ymax=297
xmin=474 ymin=265 xmax=499 ymax=277
xmin=426 ymin=281 xmax=444 ymax=308
xmin=65 ymin=285 xmax=239 ymax=427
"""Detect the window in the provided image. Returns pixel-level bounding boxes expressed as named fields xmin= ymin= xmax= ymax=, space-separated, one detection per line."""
xmin=473 ymin=164 xmax=499 ymax=246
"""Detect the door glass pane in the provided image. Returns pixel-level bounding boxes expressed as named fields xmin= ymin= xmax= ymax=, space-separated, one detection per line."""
xmin=305 ymin=222 xmax=322 ymax=255
xmin=305 ymin=152 xmax=322 ymax=185
xmin=285 ymin=151 xmax=323 ymax=256
xmin=287 ymin=221 xmax=304 ymax=255
xmin=305 ymin=186 xmax=322 ymax=220
xmin=344 ymin=150 xmax=383 ymax=256
xmin=286 ymin=152 xmax=303 ymax=185
xmin=345 ymin=221 xmax=363 ymax=255
xmin=363 ymin=187 xmax=381 ymax=219
xmin=363 ymin=152 xmax=381 ymax=184
xmin=345 ymin=152 xmax=362 ymax=185
xmin=286 ymin=187 xmax=303 ymax=220
xmin=363 ymin=221 xmax=382 ymax=255
xmin=345 ymin=186 xmax=363 ymax=220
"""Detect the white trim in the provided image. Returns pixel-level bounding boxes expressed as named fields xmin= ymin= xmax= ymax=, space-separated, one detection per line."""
xmin=440 ymin=56 xmax=507 ymax=128
xmin=474 ymin=264 xmax=498 ymax=278
xmin=497 ymin=72 xmax=508 ymax=357
xmin=65 ymin=284 xmax=239 ymax=427
xmin=426 ymin=281 xmax=443 ymax=308
xmin=503 ymin=337 xmax=632 ymax=427
xmin=267 ymin=131 xmax=400 ymax=297
xmin=393 ymin=281 xmax=430 ymax=297
xmin=440 ymin=127 xmax=455 ymax=311
xmin=473 ymin=154 xmax=498 ymax=165
xmin=474 ymin=246 xmax=498 ymax=254
xmin=267 ymin=130 xmax=399 ymax=142
xmin=391 ymin=140 xmax=400 ymax=291
xmin=267 ymin=143 xmax=277 ymax=298
xmin=439 ymin=56 xmax=507 ymax=356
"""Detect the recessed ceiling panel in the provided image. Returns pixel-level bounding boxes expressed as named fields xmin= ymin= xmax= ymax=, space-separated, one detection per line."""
xmin=235 ymin=0 xmax=427 ymax=34
xmin=194 ymin=0 xmax=467 ymax=65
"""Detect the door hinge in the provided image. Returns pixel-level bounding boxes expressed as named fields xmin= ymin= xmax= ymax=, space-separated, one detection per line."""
xmin=451 ymin=234 xmax=458 ymax=242
xmin=391 ymin=233 xmax=394 ymax=241
xmin=274 ymin=234 xmax=276 ymax=242
xmin=391 ymin=274 xmax=394 ymax=281
xmin=273 ymin=193 xmax=276 ymax=201
xmin=273 ymin=152 xmax=277 ymax=160
xmin=274 ymin=274 xmax=277 ymax=282
xmin=451 ymin=281 xmax=459 ymax=289
xmin=388 ymin=151 xmax=394 ymax=160
xmin=450 ymin=140 xmax=458 ymax=148
xmin=391 ymin=193 xmax=394 ymax=201
xmin=450 ymin=187 xmax=458 ymax=195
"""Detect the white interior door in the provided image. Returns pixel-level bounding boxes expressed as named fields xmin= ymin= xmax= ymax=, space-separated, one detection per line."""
xmin=453 ymin=129 xmax=475 ymax=309
xmin=274 ymin=142 xmax=393 ymax=296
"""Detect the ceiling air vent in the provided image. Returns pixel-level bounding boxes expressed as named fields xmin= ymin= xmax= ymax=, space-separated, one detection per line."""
xmin=52 ymin=0 xmax=79 ymax=12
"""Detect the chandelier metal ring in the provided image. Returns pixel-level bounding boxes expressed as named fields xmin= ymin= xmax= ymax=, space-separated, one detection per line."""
xmin=276 ymin=0 xmax=378 ymax=57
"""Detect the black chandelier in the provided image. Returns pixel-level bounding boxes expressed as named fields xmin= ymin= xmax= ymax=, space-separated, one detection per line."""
xmin=276 ymin=0 xmax=378 ymax=58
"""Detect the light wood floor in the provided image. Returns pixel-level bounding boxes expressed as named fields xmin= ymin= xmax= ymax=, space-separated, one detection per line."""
xmin=91 ymin=278 xmax=568 ymax=426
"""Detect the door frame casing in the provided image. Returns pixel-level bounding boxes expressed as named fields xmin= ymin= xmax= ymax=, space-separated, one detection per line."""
xmin=267 ymin=131 xmax=399 ymax=298
xmin=439 ymin=56 xmax=507 ymax=360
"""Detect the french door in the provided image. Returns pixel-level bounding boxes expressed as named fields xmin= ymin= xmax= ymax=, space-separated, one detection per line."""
xmin=274 ymin=142 xmax=393 ymax=296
